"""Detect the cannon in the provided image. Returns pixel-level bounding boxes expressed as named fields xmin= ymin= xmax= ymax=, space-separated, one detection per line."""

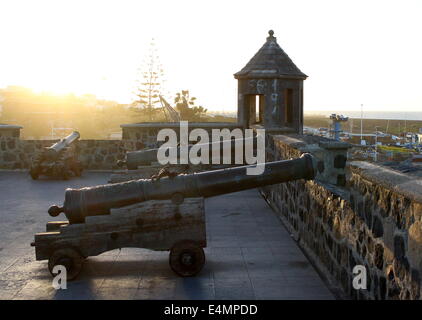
xmin=117 ymin=136 xmax=255 ymax=170
xmin=32 ymin=153 xmax=317 ymax=280
xmin=110 ymin=137 xmax=255 ymax=183
xmin=29 ymin=131 xmax=83 ymax=180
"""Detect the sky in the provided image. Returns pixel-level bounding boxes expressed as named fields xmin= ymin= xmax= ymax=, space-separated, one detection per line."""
xmin=0 ymin=0 xmax=421 ymax=113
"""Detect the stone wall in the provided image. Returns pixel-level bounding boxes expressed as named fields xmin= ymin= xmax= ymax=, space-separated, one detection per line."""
xmin=76 ymin=140 xmax=139 ymax=170
xmin=0 ymin=122 xmax=241 ymax=170
xmin=261 ymin=133 xmax=422 ymax=300
xmin=0 ymin=124 xmax=22 ymax=138
xmin=0 ymin=136 xmax=140 ymax=170
xmin=1 ymin=137 xmax=54 ymax=169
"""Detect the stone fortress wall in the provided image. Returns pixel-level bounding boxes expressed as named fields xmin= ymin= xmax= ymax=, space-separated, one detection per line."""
xmin=0 ymin=123 xmax=239 ymax=170
xmin=0 ymin=137 xmax=134 ymax=170
xmin=261 ymin=133 xmax=422 ymax=300
xmin=0 ymin=135 xmax=137 ymax=171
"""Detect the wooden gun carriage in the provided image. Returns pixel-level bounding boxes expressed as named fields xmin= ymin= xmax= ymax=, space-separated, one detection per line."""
xmin=32 ymin=154 xmax=317 ymax=280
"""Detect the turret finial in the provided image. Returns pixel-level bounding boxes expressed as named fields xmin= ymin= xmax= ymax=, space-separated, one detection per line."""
xmin=267 ymin=30 xmax=276 ymax=41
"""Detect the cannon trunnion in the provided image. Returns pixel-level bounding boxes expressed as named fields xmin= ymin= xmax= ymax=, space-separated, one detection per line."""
xmin=29 ymin=131 xmax=83 ymax=180
xmin=32 ymin=153 xmax=317 ymax=280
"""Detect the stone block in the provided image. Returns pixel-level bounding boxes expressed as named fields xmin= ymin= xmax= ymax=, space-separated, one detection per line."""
xmin=408 ymin=221 xmax=422 ymax=272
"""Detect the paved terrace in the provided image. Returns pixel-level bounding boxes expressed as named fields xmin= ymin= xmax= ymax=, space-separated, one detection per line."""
xmin=0 ymin=172 xmax=335 ymax=300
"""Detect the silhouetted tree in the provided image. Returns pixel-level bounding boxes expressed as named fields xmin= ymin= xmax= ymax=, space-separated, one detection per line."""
xmin=131 ymin=39 xmax=164 ymax=121
xmin=174 ymin=90 xmax=207 ymax=121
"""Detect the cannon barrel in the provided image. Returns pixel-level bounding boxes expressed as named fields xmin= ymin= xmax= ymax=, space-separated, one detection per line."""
xmin=118 ymin=136 xmax=256 ymax=169
xmin=119 ymin=148 xmax=160 ymax=169
xmin=44 ymin=131 xmax=80 ymax=158
xmin=50 ymin=153 xmax=317 ymax=224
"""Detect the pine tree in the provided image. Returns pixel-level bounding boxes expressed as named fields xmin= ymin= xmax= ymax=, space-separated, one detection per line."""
xmin=132 ymin=39 xmax=164 ymax=121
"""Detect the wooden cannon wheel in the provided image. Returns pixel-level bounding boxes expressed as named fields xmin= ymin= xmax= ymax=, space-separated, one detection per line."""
xmin=48 ymin=248 xmax=84 ymax=281
xmin=169 ymin=240 xmax=205 ymax=277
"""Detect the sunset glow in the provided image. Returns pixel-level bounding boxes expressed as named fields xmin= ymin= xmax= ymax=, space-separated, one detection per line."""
xmin=1 ymin=0 xmax=421 ymax=112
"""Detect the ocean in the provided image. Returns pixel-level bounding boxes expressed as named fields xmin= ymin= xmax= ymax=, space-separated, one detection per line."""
xmin=306 ymin=111 xmax=422 ymax=121
xmin=212 ymin=111 xmax=422 ymax=121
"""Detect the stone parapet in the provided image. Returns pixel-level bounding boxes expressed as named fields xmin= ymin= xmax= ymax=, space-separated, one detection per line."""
xmin=1 ymin=122 xmax=242 ymax=170
xmin=0 ymin=124 xmax=22 ymax=138
xmin=266 ymin=134 xmax=350 ymax=186
xmin=261 ymin=133 xmax=422 ymax=300
xmin=0 ymin=138 xmax=139 ymax=170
